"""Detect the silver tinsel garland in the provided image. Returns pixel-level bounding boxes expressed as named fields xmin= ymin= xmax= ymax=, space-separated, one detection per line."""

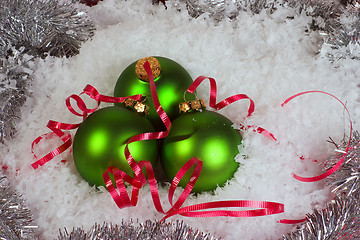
xmin=0 ymin=0 xmax=95 ymax=58
xmin=58 ymin=220 xmax=218 ymax=240
xmin=325 ymin=4 xmax=360 ymax=60
xmin=176 ymin=0 xmax=360 ymax=61
xmin=326 ymin=131 xmax=360 ymax=199
xmin=283 ymin=196 xmax=360 ymax=239
xmin=0 ymin=173 xmax=38 ymax=240
xmin=0 ymin=0 xmax=95 ymax=143
xmin=0 ymin=46 xmax=33 ymax=143
xmin=174 ymin=0 xmax=278 ymax=20
xmin=175 ymin=0 xmax=342 ymax=22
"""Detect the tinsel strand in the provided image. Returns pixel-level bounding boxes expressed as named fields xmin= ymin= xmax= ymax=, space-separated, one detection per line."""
xmin=282 ymin=132 xmax=360 ymax=239
xmin=175 ymin=0 xmax=341 ymax=22
xmin=324 ymin=4 xmax=360 ymax=60
xmin=175 ymin=0 xmax=280 ymax=20
xmin=282 ymin=196 xmax=360 ymax=240
xmin=0 ymin=173 xmax=38 ymax=240
xmin=325 ymin=131 xmax=360 ymax=200
xmin=0 ymin=0 xmax=96 ymax=143
xmin=0 ymin=0 xmax=96 ymax=58
xmin=57 ymin=220 xmax=219 ymax=240
xmin=0 ymin=46 xmax=33 ymax=143
xmin=175 ymin=0 xmax=360 ymax=60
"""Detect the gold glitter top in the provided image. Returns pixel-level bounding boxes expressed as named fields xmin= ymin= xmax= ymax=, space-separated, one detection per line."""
xmin=135 ymin=57 xmax=161 ymax=81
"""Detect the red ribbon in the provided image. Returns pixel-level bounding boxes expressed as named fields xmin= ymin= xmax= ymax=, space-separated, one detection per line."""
xmin=239 ymin=124 xmax=277 ymax=141
xmin=31 ymin=86 xmax=142 ymax=169
xmin=186 ymin=75 xmax=277 ymax=141
xmin=186 ymin=75 xmax=255 ymax=116
xmin=281 ymin=90 xmax=353 ymax=182
xmin=165 ymin=200 xmax=285 ymax=219
xmin=278 ymin=90 xmax=353 ymax=224
xmin=277 ymin=218 xmax=308 ymax=224
xmin=31 ymin=123 xmax=74 ymax=169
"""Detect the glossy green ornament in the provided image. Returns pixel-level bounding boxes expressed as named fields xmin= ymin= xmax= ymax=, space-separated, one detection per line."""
xmin=114 ymin=56 xmax=195 ymax=131
xmin=161 ymin=110 xmax=242 ymax=193
xmin=73 ymin=106 xmax=159 ymax=187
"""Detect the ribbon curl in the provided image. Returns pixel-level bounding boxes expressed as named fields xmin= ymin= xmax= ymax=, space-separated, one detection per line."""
xmin=31 ymin=85 xmax=142 ymax=169
xmin=186 ymin=75 xmax=255 ymax=116
xmin=282 ymin=90 xmax=353 ymax=182
xmin=186 ymin=75 xmax=277 ymax=141
xmin=279 ymin=90 xmax=353 ymax=224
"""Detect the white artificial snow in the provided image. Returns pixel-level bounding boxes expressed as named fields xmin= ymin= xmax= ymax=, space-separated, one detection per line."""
xmin=1 ymin=0 xmax=360 ymax=239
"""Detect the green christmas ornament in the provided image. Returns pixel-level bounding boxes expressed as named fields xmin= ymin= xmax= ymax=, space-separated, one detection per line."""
xmin=114 ymin=56 xmax=195 ymax=131
xmin=73 ymin=106 xmax=159 ymax=187
xmin=161 ymin=109 xmax=242 ymax=193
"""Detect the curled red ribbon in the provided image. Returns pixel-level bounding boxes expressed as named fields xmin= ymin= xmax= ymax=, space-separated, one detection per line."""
xmin=282 ymin=90 xmax=353 ymax=182
xmin=186 ymin=75 xmax=277 ymax=141
xmin=31 ymin=86 xmax=142 ymax=169
xmin=279 ymin=90 xmax=353 ymax=224
xmin=186 ymin=75 xmax=255 ymax=116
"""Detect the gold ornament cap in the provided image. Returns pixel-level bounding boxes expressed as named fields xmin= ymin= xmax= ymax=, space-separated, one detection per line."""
xmin=179 ymin=99 xmax=206 ymax=113
xmin=135 ymin=57 xmax=161 ymax=81
xmin=122 ymin=97 xmax=150 ymax=116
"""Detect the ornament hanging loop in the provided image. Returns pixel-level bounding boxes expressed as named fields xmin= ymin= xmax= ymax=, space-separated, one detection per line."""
xmin=183 ymin=90 xmax=198 ymax=102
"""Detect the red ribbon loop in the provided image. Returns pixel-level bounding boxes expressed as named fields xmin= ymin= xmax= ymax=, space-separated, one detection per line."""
xmin=145 ymin=157 xmax=203 ymax=216
xmin=168 ymin=157 xmax=202 ymax=209
xmin=31 ymin=132 xmax=72 ymax=169
xmin=186 ymin=76 xmax=255 ymax=117
xmin=278 ymin=91 xmax=353 ymax=224
xmin=31 ymin=85 xmax=142 ymax=169
xmin=282 ymin=90 xmax=353 ymax=182
xmin=103 ymin=167 xmax=143 ymax=208
xmin=186 ymin=76 xmax=276 ymax=141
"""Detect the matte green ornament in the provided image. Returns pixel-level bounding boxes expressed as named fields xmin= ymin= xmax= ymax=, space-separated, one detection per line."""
xmin=161 ymin=110 xmax=242 ymax=193
xmin=73 ymin=106 xmax=159 ymax=187
xmin=114 ymin=56 xmax=195 ymax=131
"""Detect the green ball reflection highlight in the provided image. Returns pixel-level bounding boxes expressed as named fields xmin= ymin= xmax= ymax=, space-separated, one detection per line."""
xmin=161 ymin=110 xmax=242 ymax=193
xmin=73 ymin=106 xmax=159 ymax=187
xmin=114 ymin=56 xmax=195 ymax=131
